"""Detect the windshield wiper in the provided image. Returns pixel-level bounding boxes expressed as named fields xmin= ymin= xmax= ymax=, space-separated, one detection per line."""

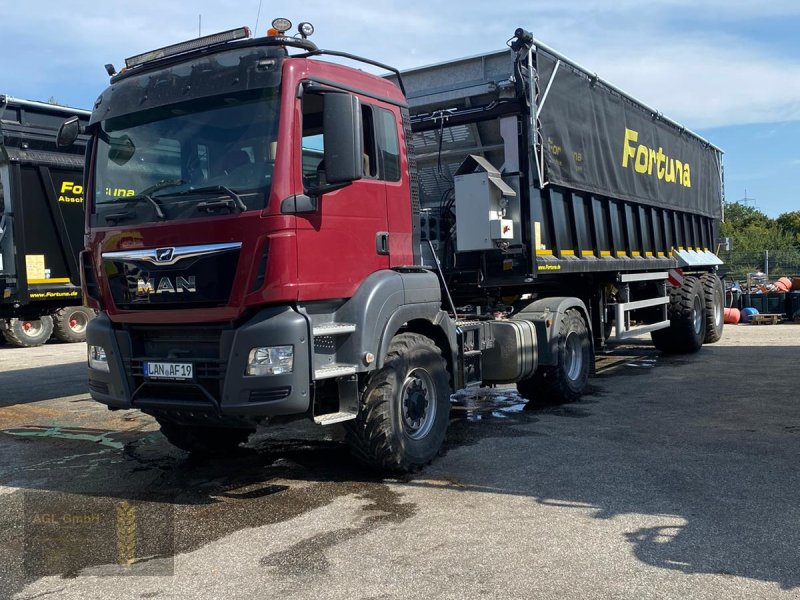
xmin=141 ymin=178 xmax=185 ymax=196
xmin=116 ymin=194 xmax=167 ymax=221
xmin=102 ymin=179 xmax=184 ymax=223
xmin=175 ymin=185 xmax=248 ymax=213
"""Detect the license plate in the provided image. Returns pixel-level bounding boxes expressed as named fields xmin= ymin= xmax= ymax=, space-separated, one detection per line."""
xmin=144 ymin=361 xmax=193 ymax=381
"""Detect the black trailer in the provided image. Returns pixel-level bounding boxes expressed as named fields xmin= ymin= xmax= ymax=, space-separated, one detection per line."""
xmin=0 ymin=95 xmax=94 ymax=347
xmin=389 ymin=30 xmax=725 ymax=354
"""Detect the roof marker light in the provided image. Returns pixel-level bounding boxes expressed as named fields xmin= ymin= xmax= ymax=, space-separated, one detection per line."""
xmin=124 ymin=26 xmax=251 ymax=69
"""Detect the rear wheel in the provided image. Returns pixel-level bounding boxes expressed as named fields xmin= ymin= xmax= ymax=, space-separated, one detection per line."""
xmin=52 ymin=306 xmax=96 ymax=343
xmin=156 ymin=419 xmax=254 ymax=457
xmin=2 ymin=316 xmax=54 ymax=348
xmin=651 ymin=275 xmax=705 ymax=354
xmin=700 ymin=273 xmax=724 ymax=344
xmin=517 ymin=309 xmax=591 ymax=405
xmin=345 ymin=333 xmax=450 ymax=472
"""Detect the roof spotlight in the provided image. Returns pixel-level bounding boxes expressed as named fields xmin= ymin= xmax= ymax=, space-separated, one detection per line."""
xmin=271 ymin=18 xmax=292 ymax=34
xmin=298 ymin=22 xmax=314 ymax=39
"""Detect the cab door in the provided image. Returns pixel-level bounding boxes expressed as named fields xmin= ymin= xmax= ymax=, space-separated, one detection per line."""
xmin=294 ymin=91 xmax=389 ymax=301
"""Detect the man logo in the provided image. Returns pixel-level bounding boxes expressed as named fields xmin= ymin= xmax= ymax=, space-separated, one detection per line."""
xmin=155 ymin=247 xmax=175 ymax=263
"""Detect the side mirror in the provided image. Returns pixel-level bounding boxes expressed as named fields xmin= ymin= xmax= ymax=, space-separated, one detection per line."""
xmin=108 ymin=134 xmax=136 ymax=165
xmin=322 ymin=93 xmax=363 ymax=184
xmin=56 ymin=116 xmax=83 ymax=148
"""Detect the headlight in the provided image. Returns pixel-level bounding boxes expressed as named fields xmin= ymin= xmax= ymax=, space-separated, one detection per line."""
xmin=88 ymin=345 xmax=110 ymax=372
xmin=246 ymin=345 xmax=293 ymax=376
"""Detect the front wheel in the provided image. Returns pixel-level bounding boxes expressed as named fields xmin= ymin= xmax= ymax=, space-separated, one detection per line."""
xmin=345 ymin=333 xmax=451 ymax=472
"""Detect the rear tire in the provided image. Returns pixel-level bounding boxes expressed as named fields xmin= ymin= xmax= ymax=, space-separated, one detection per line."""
xmin=517 ymin=309 xmax=591 ymax=405
xmin=700 ymin=273 xmax=724 ymax=344
xmin=156 ymin=419 xmax=253 ymax=457
xmin=344 ymin=333 xmax=450 ymax=472
xmin=651 ymin=275 xmax=705 ymax=354
xmin=2 ymin=316 xmax=54 ymax=348
xmin=52 ymin=306 xmax=96 ymax=343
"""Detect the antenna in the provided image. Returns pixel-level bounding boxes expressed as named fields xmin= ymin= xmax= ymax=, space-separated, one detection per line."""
xmin=198 ymin=14 xmax=202 ymax=37
xmin=254 ymin=0 xmax=263 ymax=34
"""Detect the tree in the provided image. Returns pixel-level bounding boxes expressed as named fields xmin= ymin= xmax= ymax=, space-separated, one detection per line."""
xmin=720 ymin=202 xmax=770 ymax=237
xmin=776 ymin=211 xmax=800 ymax=244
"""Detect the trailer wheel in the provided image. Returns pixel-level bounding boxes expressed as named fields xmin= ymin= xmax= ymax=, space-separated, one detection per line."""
xmin=2 ymin=316 xmax=54 ymax=348
xmin=700 ymin=273 xmax=724 ymax=344
xmin=156 ymin=419 xmax=254 ymax=457
xmin=517 ymin=309 xmax=591 ymax=405
xmin=344 ymin=333 xmax=450 ymax=472
xmin=52 ymin=307 xmax=96 ymax=343
xmin=651 ymin=275 xmax=705 ymax=354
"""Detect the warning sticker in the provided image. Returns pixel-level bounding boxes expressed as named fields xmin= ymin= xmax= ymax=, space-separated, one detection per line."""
xmin=26 ymin=255 xmax=46 ymax=281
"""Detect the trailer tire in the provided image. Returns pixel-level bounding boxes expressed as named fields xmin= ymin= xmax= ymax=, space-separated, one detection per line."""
xmin=2 ymin=316 xmax=54 ymax=348
xmin=651 ymin=275 xmax=705 ymax=354
xmin=517 ymin=309 xmax=591 ymax=405
xmin=156 ymin=419 xmax=253 ymax=457
xmin=344 ymin=333 xmax=450 ymax=472
xmin=700 ymin=273 xmax=724 ymax=344
xmin=52 ymin=307 xmax=96 ymax=343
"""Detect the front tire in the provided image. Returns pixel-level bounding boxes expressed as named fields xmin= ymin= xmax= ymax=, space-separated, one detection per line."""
xmin=156 ymin=420 xmax=253 ymax=457
xmin=345 ymin=333 xmax=450 ymax=472
xmin=517 ymin=309 xmax=591 ymax=405
xmin=2 ymin=316 xmax=54 ymax=348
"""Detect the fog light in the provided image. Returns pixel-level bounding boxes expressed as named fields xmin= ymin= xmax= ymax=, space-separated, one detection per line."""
xmin=247 ymin=345 xmax=293 ymax=376
xmin=88 ymin=345 xmax=110 ymax=372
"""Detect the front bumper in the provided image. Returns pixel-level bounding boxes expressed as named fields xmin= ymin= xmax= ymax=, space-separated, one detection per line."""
xmin=86 ymin=307 xmax=311 ymax=421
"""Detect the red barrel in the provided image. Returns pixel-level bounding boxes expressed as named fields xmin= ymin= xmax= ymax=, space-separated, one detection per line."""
xmin=724 ymin=307 xmax=741 ymax=324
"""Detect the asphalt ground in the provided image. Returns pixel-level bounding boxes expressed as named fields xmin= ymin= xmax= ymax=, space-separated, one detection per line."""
xmin=0 ymin=323 xmax=798 ymax=599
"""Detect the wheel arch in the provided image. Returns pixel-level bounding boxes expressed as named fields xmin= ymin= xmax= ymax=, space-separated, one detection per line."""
xmin=515 ymin=296 xmax=593 ymax=367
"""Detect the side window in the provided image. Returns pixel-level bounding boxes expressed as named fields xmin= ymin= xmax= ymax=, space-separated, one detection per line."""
xmin=376 ymin=108 xmax=401 ymax=182
xmin=301 ymin=93 xmax=325 ymax=187
xmin=361 ymin=105 xmax=378 ymax=178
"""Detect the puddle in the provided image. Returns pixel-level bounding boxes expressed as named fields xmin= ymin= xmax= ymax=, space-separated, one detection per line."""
xmin=5 ymin=426 xmax=127 ymax=449
xmin=451 ymin=388 xmax=528 ymax=422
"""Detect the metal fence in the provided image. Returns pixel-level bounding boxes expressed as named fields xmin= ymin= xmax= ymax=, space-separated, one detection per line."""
xmin=718 ymin=250 xmax=800 ymax=281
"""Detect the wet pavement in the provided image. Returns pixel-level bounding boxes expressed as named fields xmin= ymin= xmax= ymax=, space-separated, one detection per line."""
xmin=0 ymin=325 xmax=799 ymax=599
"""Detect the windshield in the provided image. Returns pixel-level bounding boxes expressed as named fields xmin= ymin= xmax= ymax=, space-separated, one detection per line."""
xmin=92 ymin=87 xmax=279 ymax=226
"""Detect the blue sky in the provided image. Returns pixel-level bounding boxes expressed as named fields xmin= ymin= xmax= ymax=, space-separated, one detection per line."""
xmin=2 ymin=0 xmax=798 ymax=217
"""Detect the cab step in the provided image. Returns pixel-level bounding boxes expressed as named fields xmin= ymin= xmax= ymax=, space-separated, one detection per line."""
xmin=314 ymin=363 xmax=358 ymax=380
xmin=313 ymin=323 xmax=356 ymax=336
xmin=313 ymin=411 xmax=357 ymax=425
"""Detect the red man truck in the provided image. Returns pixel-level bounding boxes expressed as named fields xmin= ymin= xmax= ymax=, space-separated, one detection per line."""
xmin=58 ymin=20 xmax=725 ymax=470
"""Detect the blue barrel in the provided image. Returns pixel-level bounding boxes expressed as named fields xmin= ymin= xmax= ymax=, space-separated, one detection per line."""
xmin=741 ymin=307 xmax=759 ymax=323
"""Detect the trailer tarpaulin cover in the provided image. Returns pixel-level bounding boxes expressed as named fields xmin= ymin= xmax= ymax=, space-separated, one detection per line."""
xmin=535 ymin=51 xmax=723 ymax=219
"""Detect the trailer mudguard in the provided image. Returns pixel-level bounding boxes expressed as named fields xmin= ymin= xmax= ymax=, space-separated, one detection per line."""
xmin=514 ymin=297 xmax=592 ymax=366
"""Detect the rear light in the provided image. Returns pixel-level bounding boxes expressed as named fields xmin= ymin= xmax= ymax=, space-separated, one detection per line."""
xmin=80 ymin=250 xmax=102 ymax=310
